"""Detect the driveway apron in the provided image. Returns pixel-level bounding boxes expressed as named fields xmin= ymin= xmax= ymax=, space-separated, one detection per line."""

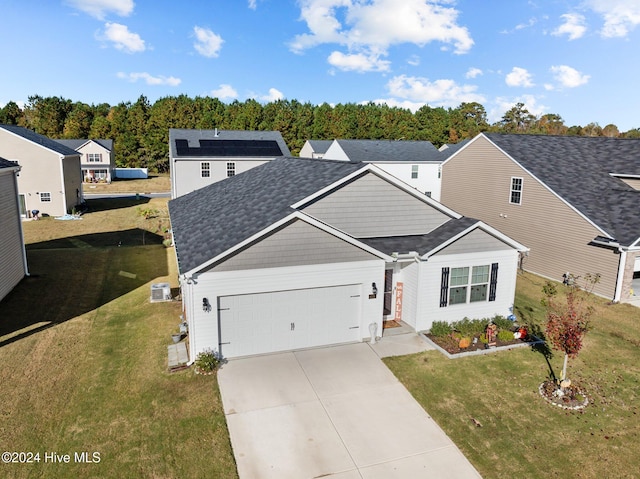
xmin=217 ymin=342 xmax=481 ymax=479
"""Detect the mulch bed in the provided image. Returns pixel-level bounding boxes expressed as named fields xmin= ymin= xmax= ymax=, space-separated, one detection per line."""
xmin=425 ymin=332 xmax=538 ymax=355
xmin=539 ymin=380 xmax=589 ymax=410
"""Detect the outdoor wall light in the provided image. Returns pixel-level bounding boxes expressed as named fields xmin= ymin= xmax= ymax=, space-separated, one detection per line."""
xmin=371 ymin=282 xmax=378 ymax=295
xmin=202 ymin=297 xmax=212 ymax=313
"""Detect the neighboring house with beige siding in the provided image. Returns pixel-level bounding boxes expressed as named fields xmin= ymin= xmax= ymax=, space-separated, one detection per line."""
xmin=441 ymin=133 xmax=640 ymax=302
xmin=169 ymin=156 xmax=527 ymax=360
xmin=0 ymin=158 xmax=29 ymax=302
xmin=169 ymin=128 xmax=291 ymax=199
xmin=56 ymin=139 xmax=115 ymax=183
xmin=0 ymin=125 xmax=83 ymax=217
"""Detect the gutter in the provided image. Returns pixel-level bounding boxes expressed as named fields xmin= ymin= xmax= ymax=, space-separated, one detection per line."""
xmin=13 ymin=168 xmax=29 ymax=276
xmin=614 ymin=248 xmax=627 ymax=303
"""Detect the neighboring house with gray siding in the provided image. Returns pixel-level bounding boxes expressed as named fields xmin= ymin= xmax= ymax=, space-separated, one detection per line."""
xmin=0 ymin=158 xmax=29 ymax=302
xmin=56 ymin=139 xmax=115 ymax=183
xmin=441 ymin=133 xmax=640 ymax=302
xmin=169 ymin=156 xmax=527 ymax=360
xmin=0 ymin=125 xmax=83 ymax=217
xmin=169 ymin=128 xmax=291 ymax=198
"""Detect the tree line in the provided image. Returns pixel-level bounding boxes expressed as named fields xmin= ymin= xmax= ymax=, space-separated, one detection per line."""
xmin=1 ymin=95 xmax=638 ymax=173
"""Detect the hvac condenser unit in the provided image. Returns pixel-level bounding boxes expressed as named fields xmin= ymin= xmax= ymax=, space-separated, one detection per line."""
xmin=150 ymin=283 xmax=172 ymax=303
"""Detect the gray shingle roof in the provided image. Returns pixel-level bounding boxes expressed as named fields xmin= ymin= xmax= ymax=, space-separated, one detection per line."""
xmin=440 ymin=139 xmax=470 ymax=159
xmin=484 ymin=133 xmax=640 ymax=246
xmin=169 ymin=128 xmax=291 ymax=158
xmin=55 ymin=139 xmax=113 ymax=151
xmin=360 ymin=217 xmax=479 ymax=255
xmin=169 ymin=157 xmax=363 ymax=274
xmin=0 ymin=125 xmax=79 ymax=156
xmin=332 ymin=139 xmax=443 ymax=163
xmin=0 ymin=157 xmax=18 ymax=169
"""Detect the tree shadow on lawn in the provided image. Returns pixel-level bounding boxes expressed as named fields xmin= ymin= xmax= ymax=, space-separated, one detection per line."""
xmin=27 ymin=228 xmax=164 ymax=249
xmin=82 ymin=196 xmax=152 ymax=213
xmin=0 ymin=234 xmax=169 ymax=348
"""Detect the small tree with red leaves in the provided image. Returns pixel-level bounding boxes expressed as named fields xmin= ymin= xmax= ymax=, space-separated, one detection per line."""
xmin=542 ymin=273 xmax=600 ymax=385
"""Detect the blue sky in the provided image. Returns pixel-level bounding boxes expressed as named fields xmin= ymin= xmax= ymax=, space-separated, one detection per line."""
xmin=2 ymin=0 xmax=640 ymax=130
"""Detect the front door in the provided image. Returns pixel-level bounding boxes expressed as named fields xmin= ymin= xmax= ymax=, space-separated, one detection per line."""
xmin=383 ymin=269 xmax=393 ymax=316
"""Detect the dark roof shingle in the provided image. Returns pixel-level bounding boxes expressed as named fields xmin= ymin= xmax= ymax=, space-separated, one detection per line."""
xmin=0 ymin=125 xmax=79 ymax=156
xmin=169 ymin=157 xmax=363 ymax=273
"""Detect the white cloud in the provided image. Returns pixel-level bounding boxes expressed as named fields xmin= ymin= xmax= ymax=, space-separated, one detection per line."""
xmin=586 ymin=0 xmax=640 ymax=37
xmin=290 ymin=0 xmax=473 ymax=72
xmin=193 ymin=26 xmax=224 ymax=58
xmin=550 ymin=65 xmax=590 ymax=88
xmin=65 ymin=0 xmax=134 ymax=19
xmin=260 ymin=88 xmax=284 ymax=102
xmin=102 ymin=22 xmax=145 ymax=53
xmin=117 ymin=72 xmax=181 ymax=86
xmin=210 ymin=84 xmax=238 ymax=100
xmin=248 ymin=0 xmax=257 ymax=9
xmin=552 ymin=13 xmax=587 ymax=40
xmin=382 ymin=74 xmax=485 ymax=109
xmin=407 ymin=55 xmax=420 ymax=66
xmin=327 ymin=51 xmax=390 ymax=72
xmin=465 ymin=67 xmax=482 ymax=79
xmin=505 ymin=67 xmax=534 ymax=87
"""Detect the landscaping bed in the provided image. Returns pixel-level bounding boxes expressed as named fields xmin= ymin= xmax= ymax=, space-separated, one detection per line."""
xmin=425 ymin=315 xmax=540 ymax=357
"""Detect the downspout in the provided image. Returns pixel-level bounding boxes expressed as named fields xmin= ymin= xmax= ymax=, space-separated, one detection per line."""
xmin=14 ymin=168 xmax=29 ymax=276
xmin=613 ymin=248 xmax=627 ymax=303
xmin=59 ymin=155 xmax=68 ymax=215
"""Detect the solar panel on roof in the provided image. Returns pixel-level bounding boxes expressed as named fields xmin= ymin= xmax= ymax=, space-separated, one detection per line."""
xmin=174 ymin=139 xmax=283 ymax=157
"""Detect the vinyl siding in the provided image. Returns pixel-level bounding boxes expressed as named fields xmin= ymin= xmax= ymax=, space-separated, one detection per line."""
xmin=433 ymin=228 xmax=514 ymax=256
xmin=171 ymin=157 xmax=271 ymax=198
xmin=0 ymin=172 xmax=27 ymax=301
xmin=417 ymin=249 xmax=519 ymax=332
xmin=303 ymin=172 xmax=451 ymax=238
xmin=209 ymin=219 xmax=378 ymax=272
xmin=441 ymin=135 xmax=620 ymax=299
xmin=617 ymin=177 xmax=640 ymax=190
xmin=0 ymin=129 xmax=70 ymax=217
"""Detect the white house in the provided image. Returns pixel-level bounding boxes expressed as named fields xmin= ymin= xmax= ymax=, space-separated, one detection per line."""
xmin=0 ymin=158 xmax=29 ymax=301
xmin=169 ymin=157 xmax=527 ymax=360
xmin=299 ymin=139 xmax=333 ymax=159
xmin=306 ymin=139 xmax=447 ymax=200
xmin=169 ymin=128 xmax=291 ymax=198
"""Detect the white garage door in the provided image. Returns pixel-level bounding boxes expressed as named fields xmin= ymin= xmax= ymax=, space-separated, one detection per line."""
xmin=219 ymin=284 xmax=362 ymax=358
xmin=635 ymin=255 xmax=640 ymax=272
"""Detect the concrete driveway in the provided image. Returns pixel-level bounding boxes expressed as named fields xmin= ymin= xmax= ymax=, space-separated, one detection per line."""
xmin=218 ymin=342 xmax=481 ymax=479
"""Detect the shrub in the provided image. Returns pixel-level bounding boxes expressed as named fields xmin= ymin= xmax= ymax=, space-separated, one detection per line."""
xmin=430 ymin=321 xmax=453 ymax=337
xmin=497 ymin=330 xmax=515 ymax=342
xmin=453 ymin=318 xmax=475 ymax=337
xmin=492 ymin=315 xmax=515 ymax=331
xmin=194 ymin=348 xmax=224 ymax=374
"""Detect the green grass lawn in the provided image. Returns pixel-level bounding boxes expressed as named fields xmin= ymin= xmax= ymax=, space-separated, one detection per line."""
xmin=84 ymin=174 xmax=171 ymax=194
xmin=0 ymin=198 xmax=237 ymax=479
xmin=385 ymin=272 xmax=640 ymax=479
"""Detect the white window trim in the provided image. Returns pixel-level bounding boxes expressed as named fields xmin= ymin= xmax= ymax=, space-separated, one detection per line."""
xmin=40 ymin=192 xmax=52 ymax=202
xmin=227 ymin=162 xmax=236 ymax=177
xmin=509 ymin=176 xmax=523 ymax=205
xmin=87 ymin=153 xmax=102 ymax=163
xmin=411 ymin=164 xmax=419 ymax=179
xmin=448 ymin=265 xmax=490 ymax=305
